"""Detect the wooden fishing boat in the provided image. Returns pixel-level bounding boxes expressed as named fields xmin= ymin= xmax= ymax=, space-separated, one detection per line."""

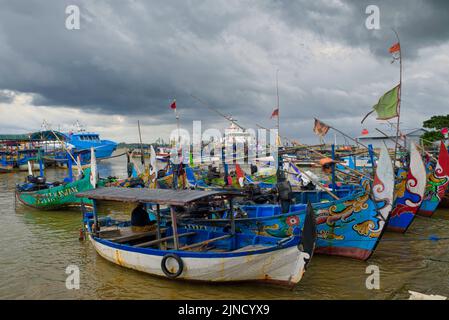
xmin=387 ymin=142 xmax=427 ymax=232
xmin=15 ymin=168 xmax=103 ymax=209
xmin=15 ymin=148 xmax=105 ymax=210
xmin=180 ymin=145 xmax=393 ymax=261
xmin=418 ymin=141 xmax=449 ymax=217
xmin=0 ymin=164 xmax=13 ymax=173
xmin=76 ymin=188 xmax=316 ymax=286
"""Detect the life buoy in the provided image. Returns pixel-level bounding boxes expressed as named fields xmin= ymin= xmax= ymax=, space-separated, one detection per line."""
xmin=161 ymin=253 xmax=184 ymax=278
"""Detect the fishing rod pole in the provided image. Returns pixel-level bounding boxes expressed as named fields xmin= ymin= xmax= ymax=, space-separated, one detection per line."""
xmin=190 ymin=94 xmax=246 ymax=131
xmin=42 ymin=120 xmax=81 ymax=168
xmin=375 ymin=128 xmax=438 ymax=162
xmin=256 ymin=123 xmax=372 ymax=180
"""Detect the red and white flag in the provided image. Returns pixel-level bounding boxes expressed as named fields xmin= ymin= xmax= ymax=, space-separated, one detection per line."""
xmin=170 ymin=99 xmax=177 ymax=110
xmin=270 ymin=108 xmax=279 ymax=119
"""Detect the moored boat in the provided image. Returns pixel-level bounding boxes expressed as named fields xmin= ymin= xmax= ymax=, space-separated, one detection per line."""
xmin=181 ymin=145 xmax=394 ymax=261
xmin=76 ymin=188 xmax=316 ymax=286
xmin=387 ymin=142 xmax=427 ymax=232
xmin=418 ymin=141 xmax=449 ymax=217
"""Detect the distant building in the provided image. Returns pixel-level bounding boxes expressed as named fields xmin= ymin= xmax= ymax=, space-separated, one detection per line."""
xmin=357 ymin=128 xmax=427 ymax=149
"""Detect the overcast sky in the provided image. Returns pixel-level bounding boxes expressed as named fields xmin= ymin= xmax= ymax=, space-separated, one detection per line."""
xmin=1 ymin=0 xmax=448 ymax=144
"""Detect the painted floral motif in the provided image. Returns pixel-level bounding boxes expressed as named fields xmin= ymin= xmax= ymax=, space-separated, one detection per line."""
xmin=394 ymin=170 xmax=407 ymax=199
xmin=316 ymin=180 xmax=370 ymax=227
xmin=317 ymin=229 xmax=344 ymax=240
xmin=353 ymin=220 xmax=380 ymax=238
xmin=261 ymin=214 xmax=301 ymax=237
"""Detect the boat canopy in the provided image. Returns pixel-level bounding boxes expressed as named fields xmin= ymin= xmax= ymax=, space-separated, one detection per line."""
xmin=28 ymin=131 xmax=68 ymax=141
xmin=0 ymin=131 xmax=67 ymax=142
xmin=76 ymin=187 xmax=241 ymax=206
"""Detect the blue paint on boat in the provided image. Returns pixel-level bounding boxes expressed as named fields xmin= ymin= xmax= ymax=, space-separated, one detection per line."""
xmin=63 ymin=131 xmax=117 ymax=162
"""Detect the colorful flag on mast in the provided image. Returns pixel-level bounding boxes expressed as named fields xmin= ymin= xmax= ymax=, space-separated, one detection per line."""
xmin=389 ymin=42 xmax=401 ymax=54
xmin=313 ymin=118 xmax=330 ymax=137
xmin=270 ymin=108 xmax=279 ymax=119
xmin=361 ymin=84 xmax=401 ymax=123
xmin=170 ymin=99 xmax=177 ymax=110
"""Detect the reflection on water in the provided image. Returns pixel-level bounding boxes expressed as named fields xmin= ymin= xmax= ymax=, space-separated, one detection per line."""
xmin=1 ymin=155 xmax=449 ymax=299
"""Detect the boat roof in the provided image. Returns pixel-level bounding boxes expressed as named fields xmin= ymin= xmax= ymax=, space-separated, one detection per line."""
xmin=76 ymin=187 xmax=241 ymax=205
xmin=0 ymin=131 xmax=68 ymax=142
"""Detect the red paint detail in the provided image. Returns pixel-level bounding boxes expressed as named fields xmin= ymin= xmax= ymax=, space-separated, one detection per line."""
xmin=315 ymin=246 xmax=371 ymax=261
xmin=417 ymin=210 xmax=434 ymax=217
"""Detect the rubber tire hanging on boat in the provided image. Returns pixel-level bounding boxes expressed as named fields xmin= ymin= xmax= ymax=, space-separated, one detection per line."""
xmin=161 ymin=253 xmax=184 ymax=278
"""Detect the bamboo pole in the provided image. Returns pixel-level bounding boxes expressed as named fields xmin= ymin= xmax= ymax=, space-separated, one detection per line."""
xmin=392 ymin=29 xmax=402 ymax=165
xmin=288 ymin=161 xmax=340 ymax=200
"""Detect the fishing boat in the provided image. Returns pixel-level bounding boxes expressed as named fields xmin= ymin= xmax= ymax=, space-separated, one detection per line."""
xmin=196 ymin=145 xmax=394 ymax=261
xmin=386 ymin=142 xmax=427 ymax=232
xmin=76 ymin=188 xmax=316 ymax=286
xmin=418 ymin=141 xmax=449 ymax=217
xmin=15 ymin=148 xmax=106 ymax=210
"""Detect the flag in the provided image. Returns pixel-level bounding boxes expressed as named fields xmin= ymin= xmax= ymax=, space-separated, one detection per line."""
xmin=235 ymin=164 xmax=245 ymax=187
xmin=270 ymin=108 xmax=279 ymax=119
xmin=90 ymin=147 xmax=97 ymax=188
xmin=361 ymin=85 xmax=400 ymax=123
xmin=389 ymin=42 xmax=400 ymax=54
xmin=170 ymin=100 xmax=177 ymax=110
xmin=313 ymin=118 xmax=330 ymax=137
xmin=361 ymin=129 xmax=369 ymax=135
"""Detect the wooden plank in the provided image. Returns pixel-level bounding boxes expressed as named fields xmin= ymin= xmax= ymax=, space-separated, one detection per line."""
xmin=135 ymin=232 xmax=196 ymax=248
xmin=180 ymin=235 xmax=232 ymax=250
xmin=109 ymin=228 xmax=167 ymax=243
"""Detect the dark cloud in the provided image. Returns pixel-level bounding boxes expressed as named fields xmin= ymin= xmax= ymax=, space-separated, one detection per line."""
xmin=0 ymin=0 xmax=448 ymax=142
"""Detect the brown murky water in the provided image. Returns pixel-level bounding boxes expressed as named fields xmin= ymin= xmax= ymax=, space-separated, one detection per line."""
xmin=1 ymin=156 xmax=449 ymax=299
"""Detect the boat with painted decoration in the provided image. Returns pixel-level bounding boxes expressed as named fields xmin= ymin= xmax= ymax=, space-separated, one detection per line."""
xmin=387 ymin=141 xmax=427 ymax=233
xmin=183 ymin=145 xmax=394 ymax=261
xmin=418 ymin=141 xmax=449 ymax=217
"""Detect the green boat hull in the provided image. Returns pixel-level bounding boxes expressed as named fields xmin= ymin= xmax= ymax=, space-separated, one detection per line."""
xmin=16 ymin=169 xmax=104 ymax=210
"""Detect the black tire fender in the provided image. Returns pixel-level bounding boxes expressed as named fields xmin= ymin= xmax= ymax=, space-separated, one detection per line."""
xmin=161 ymin=253 xmax=184 ymax=278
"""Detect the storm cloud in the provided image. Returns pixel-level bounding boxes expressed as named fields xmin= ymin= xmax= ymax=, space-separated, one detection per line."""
xmin=0 ymin=0 xmax=448 ymax=142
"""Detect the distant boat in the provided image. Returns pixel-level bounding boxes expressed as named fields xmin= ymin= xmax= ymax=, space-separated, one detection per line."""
xmin=63 ymin=130 xmax=117 ymax=162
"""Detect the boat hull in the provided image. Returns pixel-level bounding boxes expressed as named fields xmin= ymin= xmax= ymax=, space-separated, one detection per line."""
xmin=90 ymin=236 xmax=308 ymax=285
xmin=418 ymin=142 xmax=449 ymax=218
xmin=236 ymin=182 xmax=389 ymax=260
xmin=0 ymin=165 xmax=13 ymax=173
xmin=387 ymin=143 xmax=426 ymax=233
xmin=16 ymin=169 xmax=96 ymax=210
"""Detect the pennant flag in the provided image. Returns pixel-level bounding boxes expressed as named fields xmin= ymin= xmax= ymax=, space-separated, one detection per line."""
xmin=235 ymin=164 xmax=245 ymax=187
xmin=361 ymin=85 xmax=400 ymax=123
xmin=170 ymin=99 xmax=177 ymax=110
xmin=270 ymin=108 xmax=279 ymax=119
xmin=90 ymin=147 xmax=97 ymax=188
xmin=389 ymin=42 xmax=401 ymax=54
xmin=313 ymin=118 xmax=330 ymax=137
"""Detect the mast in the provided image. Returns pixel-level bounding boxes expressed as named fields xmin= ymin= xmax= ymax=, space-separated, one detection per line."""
xmin=276 ymin=69 xmax=280 ymax=142
xmin=137 ymin=120 xmax=145 ymax=166
xmin=392 ymin=29 xmax=402 ymax=164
